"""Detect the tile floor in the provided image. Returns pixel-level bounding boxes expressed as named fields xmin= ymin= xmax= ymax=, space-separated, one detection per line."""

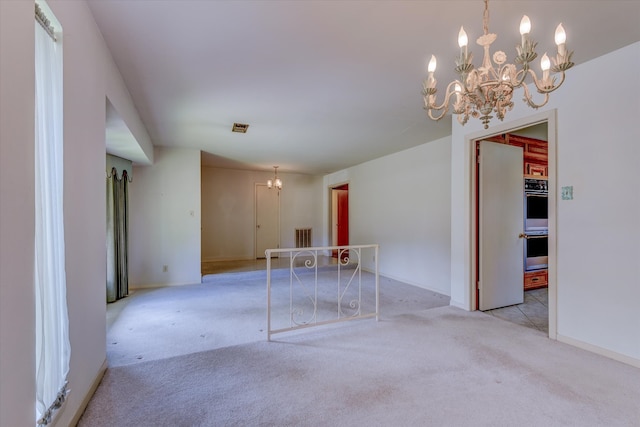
xmin=485 ymin=287 xmax=549 ymax=334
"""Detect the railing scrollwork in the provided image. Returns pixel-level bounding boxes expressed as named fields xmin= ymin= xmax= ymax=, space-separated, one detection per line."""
xmin=266 ymin=244 xmax=379 ymax=341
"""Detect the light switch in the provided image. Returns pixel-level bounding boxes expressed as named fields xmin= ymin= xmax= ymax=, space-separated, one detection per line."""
xmin=561 ymin=186 xmax=573 ymax=200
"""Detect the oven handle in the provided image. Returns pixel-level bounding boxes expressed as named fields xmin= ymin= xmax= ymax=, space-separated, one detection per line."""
xmin=518 ymin=233 xmax=547 ymax=239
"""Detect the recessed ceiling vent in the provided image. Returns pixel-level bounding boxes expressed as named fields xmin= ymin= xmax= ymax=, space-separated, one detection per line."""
xmin=232 ymin=123 xmax=249 ymax=133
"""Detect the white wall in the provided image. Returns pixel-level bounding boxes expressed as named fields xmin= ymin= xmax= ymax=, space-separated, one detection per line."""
xmin=0 ymin=2 xmax=36 ymax=425
xmin=1 ymin=1 xmax=152 ymax=425
xmin=325 ymin=137 xmax=452 ymax=295
xmin=130 ymin=147 xmax=201 ymax=286
xmin=450 ymin=42 xmax=640 ymax=364
xmin=201 ymin=167 xmax=324 ymax=261
xmin=104 ymin=51 xmax=153 ymax=165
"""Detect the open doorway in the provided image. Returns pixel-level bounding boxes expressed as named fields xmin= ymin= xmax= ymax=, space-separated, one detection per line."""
xmin=471 ymin=115 xmax=556 ymax=337
xmin=330 ymin=184 xmax=349 ymax=259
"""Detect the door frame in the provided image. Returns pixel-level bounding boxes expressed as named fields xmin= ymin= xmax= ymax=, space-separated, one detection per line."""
xmin=254 ymin=183 xmax=280 ymax=259
xmin=328 ymin=182 xmax=349 ymax=253
xmin=468 ymin=110 xmax=557 ymax=339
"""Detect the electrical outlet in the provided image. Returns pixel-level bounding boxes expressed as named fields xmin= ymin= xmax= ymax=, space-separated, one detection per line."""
xmin=561 ymin=186 xmax=573 ymax=200
xmin=163 ymin=265 xmax=168 ymax=273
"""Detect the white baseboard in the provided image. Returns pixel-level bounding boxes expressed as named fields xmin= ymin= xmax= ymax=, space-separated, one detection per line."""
xmin=131 ymin=281 xmax=200 ymax=289
xmin=201 ymin=256 xmax=255 ymax=262
xmin=449 ymin=299 xmax=469 ymax=310
xmin=70 ymin=358 xmax=107 ymax=426
xmin=557 ymin=334 xmax=640 ymax=369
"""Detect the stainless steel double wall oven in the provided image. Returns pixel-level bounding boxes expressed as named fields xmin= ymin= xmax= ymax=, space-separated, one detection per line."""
xmin=523 ymin=178 xmax=548 ymax=271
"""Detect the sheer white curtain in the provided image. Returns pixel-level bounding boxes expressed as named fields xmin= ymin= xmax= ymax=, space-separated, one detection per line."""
xmin=34 ymin=15 xmax=70 ymax=426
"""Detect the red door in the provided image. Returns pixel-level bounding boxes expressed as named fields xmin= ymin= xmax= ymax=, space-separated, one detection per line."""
xmin=333 ymin=184 xmax=349 ymax=260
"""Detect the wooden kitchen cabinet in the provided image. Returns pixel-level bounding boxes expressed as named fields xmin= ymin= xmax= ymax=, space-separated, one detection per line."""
xmin=526 ymin=163 xmax=548 ymax=177
xmin=524 ymin=270 xmax=548 ymax=290
xmin=486 ymin=134 xmax=548 ymax=177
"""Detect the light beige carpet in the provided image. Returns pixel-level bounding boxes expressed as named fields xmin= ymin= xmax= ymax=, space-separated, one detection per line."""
xmin=105 ymin=271 xmax=448 ymax=367
xmin=82 ymin=276 xmax=640 ymax=426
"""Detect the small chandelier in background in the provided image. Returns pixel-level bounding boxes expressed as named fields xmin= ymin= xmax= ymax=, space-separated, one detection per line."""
xmin=422 ymin=0 xmax=574 ymax=129
xmin=267 ymin=166 xmax=282 ymax=190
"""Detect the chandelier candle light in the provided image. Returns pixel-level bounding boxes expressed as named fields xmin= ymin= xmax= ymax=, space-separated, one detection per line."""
xmin=422 ymin=0 xmax=574 ymax=129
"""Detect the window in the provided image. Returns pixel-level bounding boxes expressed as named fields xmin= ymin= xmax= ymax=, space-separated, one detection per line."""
xmin=34 ymin=3 xmax=69 ymax=425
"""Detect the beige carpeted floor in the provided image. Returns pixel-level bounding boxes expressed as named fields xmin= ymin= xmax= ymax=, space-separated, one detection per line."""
xmin=104 ymin=270 xmax=446 ymax=367
xmin=82 ymin=271 xmax=640 ymax=426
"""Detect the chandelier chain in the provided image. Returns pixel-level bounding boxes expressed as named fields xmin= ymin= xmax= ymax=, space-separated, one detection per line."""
xmin=483 ymin=0 xmax=489 ymax=36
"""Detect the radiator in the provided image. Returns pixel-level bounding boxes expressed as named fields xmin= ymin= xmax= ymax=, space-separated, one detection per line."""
xmin=295 ymin=228 xmax=312 ymax=248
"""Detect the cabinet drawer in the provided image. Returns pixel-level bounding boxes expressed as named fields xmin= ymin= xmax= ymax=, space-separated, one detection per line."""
xmin=524 ymin=270 xmax=547 ymax=290
xmin=525 ymin=163 xmax=548 ymax=177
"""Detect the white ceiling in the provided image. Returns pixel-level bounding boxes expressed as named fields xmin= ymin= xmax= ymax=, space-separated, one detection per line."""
xmin=90 ymin=0 xmax=640 ymax=175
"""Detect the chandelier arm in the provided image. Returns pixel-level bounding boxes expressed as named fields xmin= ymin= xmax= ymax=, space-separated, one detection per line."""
xmin=460 ymin=71 xmax=477 ymax=93
xmin=428 ymin=108 xmax=449 ymax=122
xmin=425 ymin=95 xmax=451 ymax=121
xmin=444 ymin=79 xmax=464 ymax=96
xmin=520 ymin=83 xmax=550 ymax=109
xmin=424 ymin=80 xmax=463 ymax=120
xmin=521 ymin=67 xmax=567 ymax=96
xmin=536 ymin=70 xmax=567 ymax=94
xmin=512 ymin=67 xmax=531 ymax=89
xmin=423 ymin=92 xmax=444 ymax=114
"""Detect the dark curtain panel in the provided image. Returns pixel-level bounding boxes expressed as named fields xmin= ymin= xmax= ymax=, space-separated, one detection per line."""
xmin=107 ymin=168 xmax=129 ymax=303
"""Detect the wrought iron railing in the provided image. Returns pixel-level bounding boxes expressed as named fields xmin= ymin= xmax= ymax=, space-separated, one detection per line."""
xmin=266 ymin=244 xmax=379 ymax=341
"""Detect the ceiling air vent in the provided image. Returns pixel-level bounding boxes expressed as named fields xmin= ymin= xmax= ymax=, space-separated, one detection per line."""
xmin=232 ymin=123 xmax=249 ymax=133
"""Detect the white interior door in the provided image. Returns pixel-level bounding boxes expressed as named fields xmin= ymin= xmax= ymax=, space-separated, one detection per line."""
xmin=256 ymin=185 xmax=279 ymax=259
xmin=479 ymin=140 xmax=524 ymax=310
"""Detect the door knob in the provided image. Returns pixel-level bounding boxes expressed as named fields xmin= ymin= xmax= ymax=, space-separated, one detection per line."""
xmin=518 ymin=233 xmax=528 ymax=239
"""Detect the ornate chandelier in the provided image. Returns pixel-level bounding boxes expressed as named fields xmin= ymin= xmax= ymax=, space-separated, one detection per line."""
xmin=422 ymin=0 xmax=574 ymax=129
xmin=267 ymin=166 xmax=282 ymax=190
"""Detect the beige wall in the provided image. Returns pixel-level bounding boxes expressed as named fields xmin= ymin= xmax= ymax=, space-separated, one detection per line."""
xmin=201 ymin=167 xmax=324 ymax=261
